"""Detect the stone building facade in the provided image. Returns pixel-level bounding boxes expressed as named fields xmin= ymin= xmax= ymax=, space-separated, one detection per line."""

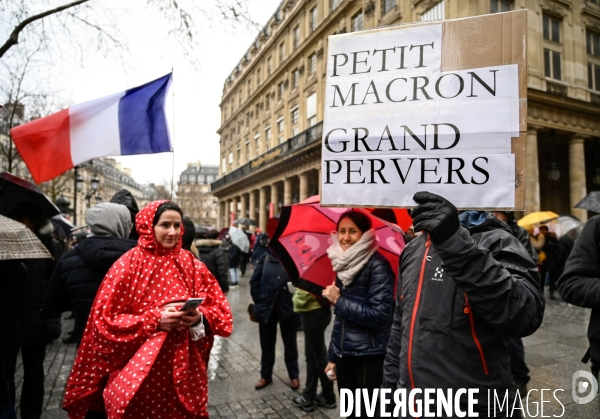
xmin=177 ymin=163 xmax=220 ymax=227
xmin=213 ymin=0 xmax=600 ymax=231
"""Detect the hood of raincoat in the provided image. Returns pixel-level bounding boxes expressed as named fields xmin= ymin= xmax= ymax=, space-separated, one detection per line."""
xmin=135 ymin=200 xmax=183 ymax=255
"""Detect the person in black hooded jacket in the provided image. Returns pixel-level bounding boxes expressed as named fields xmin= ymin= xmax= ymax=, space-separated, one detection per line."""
xmin=110 ymin=189 xmax=140 ymax=240
xmin=45 ymin=203 xmax=137 ymax=347
xmin=558 ymin=215 xmax=600 ymax=384
xmin=382 ymin=192 xmax=544 ymax=418
xmin=196 ymin=229 xmax=229 ymax=294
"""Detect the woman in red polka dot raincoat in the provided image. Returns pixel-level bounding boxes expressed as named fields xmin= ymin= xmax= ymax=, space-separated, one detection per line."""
xmin=63 ymin=201 xmax=233 ymax=419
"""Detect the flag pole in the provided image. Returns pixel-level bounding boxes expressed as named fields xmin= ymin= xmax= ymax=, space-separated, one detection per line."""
xmin=170 ymin=68 xmax=175 ymax=201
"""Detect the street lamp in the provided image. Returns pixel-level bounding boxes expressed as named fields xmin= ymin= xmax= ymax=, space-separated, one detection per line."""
xmin=85 ymin=176 xmax=101 ymax=207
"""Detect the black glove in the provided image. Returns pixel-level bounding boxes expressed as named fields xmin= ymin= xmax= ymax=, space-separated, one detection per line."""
xmin=411 ymin=191 xmax=460 ymax=244
xmin=45 ymin=316 xmax=62 ymax=343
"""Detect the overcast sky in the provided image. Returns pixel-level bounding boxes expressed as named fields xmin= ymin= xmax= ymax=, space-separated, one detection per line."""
xmin=44 ymin=0 xmax=282 ymax=188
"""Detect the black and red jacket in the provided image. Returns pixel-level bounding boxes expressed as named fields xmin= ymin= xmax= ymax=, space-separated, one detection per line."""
xmin=382 ymin=217 xmax=544 ymax=417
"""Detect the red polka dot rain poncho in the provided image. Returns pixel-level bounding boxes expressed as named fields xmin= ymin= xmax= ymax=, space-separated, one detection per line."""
xmin=63 ymin=200 xmax=233 ymax=419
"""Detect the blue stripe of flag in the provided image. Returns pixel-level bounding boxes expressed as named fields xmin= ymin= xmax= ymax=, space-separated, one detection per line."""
xmin=118 ymin=73 xmax=172 ymax=155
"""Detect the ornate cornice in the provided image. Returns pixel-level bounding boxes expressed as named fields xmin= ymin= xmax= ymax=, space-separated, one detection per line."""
xmin=540 ymin=0 xmax=569 ymax=17
xmin=528 ymin=88 xmax=600 ymax=135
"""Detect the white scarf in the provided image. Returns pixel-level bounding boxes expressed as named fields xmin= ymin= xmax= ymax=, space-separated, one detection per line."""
xmin=327 ymin=229 xmax=379 ymax=287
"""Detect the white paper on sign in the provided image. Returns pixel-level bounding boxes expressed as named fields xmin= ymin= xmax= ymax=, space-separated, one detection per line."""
xmin=322 ymin=24 xmax=520 ymax=209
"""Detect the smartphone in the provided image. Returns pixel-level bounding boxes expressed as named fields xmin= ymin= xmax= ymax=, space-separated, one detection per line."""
xmin=179 ymin=298 xmax=204 ymax=311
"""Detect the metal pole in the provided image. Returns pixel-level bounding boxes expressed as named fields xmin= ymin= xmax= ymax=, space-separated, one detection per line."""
xmin=73 ymin=167 xmax=78 ymax=225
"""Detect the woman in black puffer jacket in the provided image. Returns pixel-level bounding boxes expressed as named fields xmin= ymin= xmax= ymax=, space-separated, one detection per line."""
xmin=322 ymin=211 xmax=395 ymax=417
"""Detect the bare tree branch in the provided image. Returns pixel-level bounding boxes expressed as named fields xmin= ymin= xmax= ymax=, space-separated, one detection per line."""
xmin=0 ymin=0 xmax=89 ymax=58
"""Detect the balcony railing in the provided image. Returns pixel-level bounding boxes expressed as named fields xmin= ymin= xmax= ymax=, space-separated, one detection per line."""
xmin=546 ymin=81 xmax=567 ymax=97
xmin=212 ymin=121 xmax=323 ymax=191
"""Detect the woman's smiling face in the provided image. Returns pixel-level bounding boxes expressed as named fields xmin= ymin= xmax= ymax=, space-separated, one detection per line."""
xmin=337 ymin=217 xmax=363 ymax=251
xmin=153 ymin=210 xmax=182 ymax=249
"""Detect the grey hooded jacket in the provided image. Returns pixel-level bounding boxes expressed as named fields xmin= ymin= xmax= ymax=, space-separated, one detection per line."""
xmin=382 ymin=217 xmax=544 ymax=417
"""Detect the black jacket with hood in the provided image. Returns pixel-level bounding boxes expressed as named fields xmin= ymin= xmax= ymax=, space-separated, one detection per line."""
xmin=558 ymin=215 xmax=600 ymax=364
xmin=196 ymin=238 xmax=229 ymax=294
xmin=45 ymin=203 xmax=136 ymax=337
xmin=382 ymin=215 xmax=544 ymax=416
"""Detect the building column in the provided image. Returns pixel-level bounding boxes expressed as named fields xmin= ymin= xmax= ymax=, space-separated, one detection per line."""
xmin=240 ymin=193 xmax=248 ymax=219
xmin=283 ymin=177 xmax=293 ymax=205
xmin=259 ymin=187 xmax=268 ymax=232
xmin=218 ymin=201 xmax=225 ymax=229
xmin=525 ymin=128 xmax=541 ymax=214
xmin=569 ymin=135 xmax=588 ymax=222
xmin=299 ymin=171 xmax=310 ymax=202
xmin=231 ymin=196 xmax=239 ymax=223
xmin=271 ymin=182 xmax=280 ymax=216
xmin=249 ymin=190 xmax=257 ymax=222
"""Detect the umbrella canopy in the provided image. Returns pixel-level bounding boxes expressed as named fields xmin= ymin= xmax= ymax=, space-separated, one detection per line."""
xmin=229 ymin=226 xmax=250 ymax=253
xmin=0 ymin=214 xmax=52 ymax=260
xmin=554 ymin=215 xmax=582 ymax=238
xmin=51 ymin=214 xmax=75 ymax=239
xmin=517 ymin=211 xmax=559 ymax=228
xmin=0 ymin=171 xmax=60 ymax=219
xmin=270 ymin=199 xmax=405 ymax=296
xmin=575 ymin=191 xmax=600 ymax=213
xmin=233 ymin=217 xmax=258 ymax=226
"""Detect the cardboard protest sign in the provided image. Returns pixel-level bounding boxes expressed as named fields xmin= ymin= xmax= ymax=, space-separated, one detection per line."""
xmin=320 ymin=11 xmax=527 ymax=209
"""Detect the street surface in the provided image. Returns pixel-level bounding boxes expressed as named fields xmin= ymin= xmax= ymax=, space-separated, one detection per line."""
xmin=15 ymin=270 xmax=599 ymax=419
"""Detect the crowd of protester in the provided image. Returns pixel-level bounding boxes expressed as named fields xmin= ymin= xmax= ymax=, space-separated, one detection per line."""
xmin=9 ymin=186 xmax=600 ymax=419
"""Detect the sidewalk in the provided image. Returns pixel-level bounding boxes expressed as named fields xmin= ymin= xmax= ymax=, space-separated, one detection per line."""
xmin=24 ymin=272 xmax=600 ymax=419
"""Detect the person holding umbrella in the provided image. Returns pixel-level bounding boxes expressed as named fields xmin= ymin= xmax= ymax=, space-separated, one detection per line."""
xmin=6 ymin=202 xmax=63 ymax=419
xmin=322 ymin=210 xmax=395 ymax=417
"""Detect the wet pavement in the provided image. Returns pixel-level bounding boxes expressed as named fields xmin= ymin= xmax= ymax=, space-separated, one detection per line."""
xmin=19 ymin=271 xmax=599 ymax=418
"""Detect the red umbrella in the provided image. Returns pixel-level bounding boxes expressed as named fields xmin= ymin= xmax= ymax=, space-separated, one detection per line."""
xmin=270 ymin=196 xmax=405 ymax=296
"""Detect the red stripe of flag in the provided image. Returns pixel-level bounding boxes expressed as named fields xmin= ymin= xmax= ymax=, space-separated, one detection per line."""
xmin=11 ymin=109 xmax=73 ymax=183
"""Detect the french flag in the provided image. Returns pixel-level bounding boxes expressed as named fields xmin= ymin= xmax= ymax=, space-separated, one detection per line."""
xmin=11 ymin=73 xmax=172 ymax=183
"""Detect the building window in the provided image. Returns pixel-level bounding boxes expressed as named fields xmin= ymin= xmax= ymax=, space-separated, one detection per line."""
xmin=236 ymin=148 xmax=241 ymax=165
xmin=206 ymin=175 xmax=213 ymax=183
xmin=490 ymin=0 xmax=511 ymax=13
xmin=421 ymin=1 xmax=445 ymax=22
xmin=279 ymin=42 xmax=286 ymax=63
xmin=245 ymin=142 xmax=250 ymax=160
xmin=254 ymin=133 xmax=260 ymax=156
xmin=267 ymin=56 xmax=273 ymax=75
xmin=257 ymin=68 xmax=262 ymax=85
xmin=293 ymin=69 xmax=300 ymax=88
xmin=307 ymin=92 xmax=317 ymax=127
xmin=265 ymin=126 xmax=272 ymax=149
xmin=278 ymin=81 xmax=285 ymax=100
xmin=199 ymin=175 xmax=205 ymax=183
xmin=293 ymin=127 xmax=300 ymax=136
xmin=309 ymin=7 xmax=317 ymax=33
xmin=277 ymin=117 xmax=285 ymax=134
xmin=330 ymin=0 xmax=343 ymax=12
xmin=382 ymin=0 xmax=396 ymax=15
xmin=543 ymin=15 xmax=562 ymax=81
xmin=293 ymin=26 xmax=300 ymax=50
xmin=352 ymin=12 xmax=364 ymax=32
xmin=238 ymin=89 xmax=243 ymax=106
xmin=588 ymin=30 xmax=600 ymax=91
xmin=247 ymin=80 xmax=252 ymax=97
xmin=291 ymin=107 xmax=299 ymax=124
xmin=309 ymin=53 xmax=317 ymax=75
xmin=181 ymin=175 xmax=188 ymax=184
xmin=228 ymin=152 xmax=233 ymax=164
xmin=266 ymin=94 xmax=271 ymax=110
